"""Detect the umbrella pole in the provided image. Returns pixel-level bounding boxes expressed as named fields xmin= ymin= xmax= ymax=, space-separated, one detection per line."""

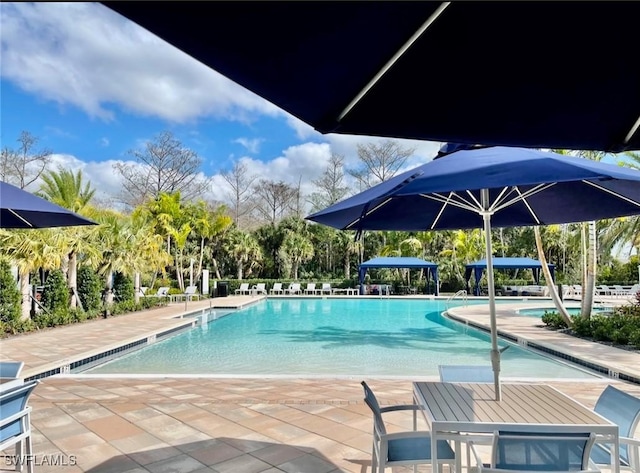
xmin=481 ymin=189 xmax=501 ymax=401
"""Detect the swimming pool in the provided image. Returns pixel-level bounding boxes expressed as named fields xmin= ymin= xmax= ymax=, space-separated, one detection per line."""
xmin=87 ymin=298 xmax=597 ymax=379
xmin=517 ymin=306 xmax=614 ymax=317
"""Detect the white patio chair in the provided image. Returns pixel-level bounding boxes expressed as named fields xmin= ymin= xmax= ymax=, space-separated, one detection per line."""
xmin=172 ymin=285 xmax=200 ymax=301
xmin=235 ymin=283 xmax=250 ymax=295
xmin=284 ymin=283 xmax=301 ymax=295
xmin=320 ymin=283 xmax=333 ymax=295
xmin=269 ymin=283 xmax=284 ymax=295
xmin=361 ymin=381 xmax=456 ymax=473
xmin=590 ymin=385 xmax=640 ymax=473
xmin=251 ymin=283 xmax=267 ymax=295
xmin=303 ymin=283 xmax=317 ymax=295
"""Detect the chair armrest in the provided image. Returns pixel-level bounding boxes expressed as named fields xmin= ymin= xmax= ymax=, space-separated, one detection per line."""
xmin=621 ymin=436 xmax=640 ymax=447
xmin=379 ymin=404 xmax=420 ymax=413
xmin=380 ymin=430 xmax=433 ymax=442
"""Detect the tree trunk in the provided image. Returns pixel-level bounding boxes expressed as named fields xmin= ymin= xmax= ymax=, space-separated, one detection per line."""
xmin=344 ymin=248 xmax=351 ymax=280
xmin=19 ymin=270 xmax=31 ymax=321
xmin=534 ymin=226 xmax=573 ymax=326
xmin=104 ymin=270 xmax=114 ymax=316
xmin=211 ymin=258 xmax=221 ymax=279
xmin=68 ymin=251 xmax=78 ymax=308
xmin=581 ymin=221 xmax=596 ymax=318
xmin=134 ymin=272 xmax=141 ymax=304
xmin=293 ymin=262 xmax=299 ymax=280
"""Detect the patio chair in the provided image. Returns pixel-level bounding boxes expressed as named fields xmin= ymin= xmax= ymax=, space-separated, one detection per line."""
xmin=251 ymin=283 xmax=267 ymax=296
xmin=147 ymin=286 xmax=170 ymax=298
xmin=320 ymin=283 xmax=333 ymax=295
xmin=235 ymin=283 xmax=250 ymax=295
xmin=0 ymin=361 xmax=24 ymax=379
xmin=0 ymin=380 xmax=39 ymax=473
xmin=469 ymin=429 xmax=599 ymax=473
xmin=172 ymin=285 xmax=200 ymax=302
xmin=361 ymin=381 xmax=456 ymax=473
xmin=284 ymin=283 xmax=301 ymax=295
xmin=439 ymin=365 xmax=493 ymax=383
xmin=590 ymin=385 xmax=640 ymax=473
xmin=303 ymin=283 xmax=317 ymax=295
xmin=270 ymin=282 xmax=284 ymax=295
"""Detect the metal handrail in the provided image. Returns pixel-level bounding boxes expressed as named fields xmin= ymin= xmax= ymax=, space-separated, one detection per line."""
xmin=446 ymin=289 xmax=467 ymax=308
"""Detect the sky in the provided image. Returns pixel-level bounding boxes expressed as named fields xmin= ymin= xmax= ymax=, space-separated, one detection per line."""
xmin=0 ymin=2 xmax=441 ymax=208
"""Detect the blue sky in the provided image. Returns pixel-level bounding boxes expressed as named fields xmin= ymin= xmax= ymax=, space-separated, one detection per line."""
xmin=0 ymin=2 xmax=441 ymax=206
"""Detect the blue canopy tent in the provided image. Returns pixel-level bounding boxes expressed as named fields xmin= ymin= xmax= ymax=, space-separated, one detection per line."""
xmin=464 ymin=257 xmax=555 ymax=296
xmin=358 ymin=257 xmax=439 ymax=296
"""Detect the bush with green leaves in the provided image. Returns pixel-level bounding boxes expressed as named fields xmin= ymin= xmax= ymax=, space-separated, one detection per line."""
xmin=0 ymin=260 xmax=21 ymax=326
xmin=113 ymin=272 xmax=134 ymax=303
xmin=77 ymin=266 xmax=102 ymax=311
xmin=540 ymin=311 xmax=568 ymax=329
xmin=40 ymin=269 xmax=69 ymax=313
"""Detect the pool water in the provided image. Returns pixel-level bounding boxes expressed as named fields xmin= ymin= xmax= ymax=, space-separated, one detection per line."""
xmin=88 ymin=298 xmax=597 ymax=379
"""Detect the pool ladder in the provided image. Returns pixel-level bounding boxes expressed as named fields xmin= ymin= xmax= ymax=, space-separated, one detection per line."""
xmin=446 ymin=289 xmax=468 ymax=309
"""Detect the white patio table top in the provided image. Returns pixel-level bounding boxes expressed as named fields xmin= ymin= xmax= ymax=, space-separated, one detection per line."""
xmin=413 ymin=381 xmax=620 ymax=473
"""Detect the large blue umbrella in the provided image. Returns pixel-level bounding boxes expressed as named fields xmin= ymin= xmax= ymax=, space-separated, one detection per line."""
xmin=104 ymin=2 xmax=640 ymax=152
xmin=307 ymin=146 xmax=640 ymax=399
xmin=0 ymin=181 xmax=96 ymax=229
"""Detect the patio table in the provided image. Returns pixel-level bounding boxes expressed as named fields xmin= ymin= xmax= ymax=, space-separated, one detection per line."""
xmin=413 ymin=381 xmax=620 ymax=473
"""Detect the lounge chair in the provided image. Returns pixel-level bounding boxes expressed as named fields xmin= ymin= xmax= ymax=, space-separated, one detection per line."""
xmin=172 ymin=285 xmax=200 ymax=302
xmin=146 ymin=286 xmax=170 ymax=298
xmin=251 ymin=283 xmax=267 ymax=296
xmin=0 ymin=380 xmax=39 ymax=473
xmin=438 ymin=365 xmax=493 ymax=383
xmin=303 ymin=283 xmax=317 ymax=295
xmin=270 ymin=283 xmax=284 ymax=295
xmin=235 ymin=283 xmax=251 ymax=295
xmin=469 ymin=429 xmax=599 ymax=473
xmin=361 ymin=381 xmax=456 ymax=473
xmin=590 ymin=385 xmax=640 ymax=473
xmin=320 ymin=283 xmax=333 ymax=295
xmin=284 ymin=283 xmax=301 ymax=295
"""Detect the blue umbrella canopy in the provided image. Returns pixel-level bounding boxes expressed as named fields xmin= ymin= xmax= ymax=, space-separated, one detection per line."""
xmin=307 ymin=147 xmax=640 ymax=232
xmin=104 ymin=2 xmax=640 ymax=152
xmin=307 ymin=146 xmax=640 ymax=400
xmin=0 ymin=181 xmax=96 ymax=229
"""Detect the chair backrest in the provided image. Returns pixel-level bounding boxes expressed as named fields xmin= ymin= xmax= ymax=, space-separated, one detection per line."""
xmin=290 ymin=283 xmax=300 ymax=291
xmin=492 ymin=430 xmax=595 ymax=471
xmin=361 ymin=381 xmax=387 ymax=436
xmin=322 ymin=283 xmax=331 ymax=290
xmin=0 ymin=361 xmax=24 ymax=378
xmin=239 ymin=283 xmax=249 ymax=291
xmin=594 ymin=385 xmax=640 ymax=463
xmin=272 ymin=283 xmax=282 ymax=291
xmin=0 ymin=380 xmax=38 ymax=444
xmin=306 ymin=283 xmax=316 ymax=290
xmin=439 ymin=365 xmax=493 ymax=383
xmin=256 ymin=283 xmax=266 ymax=291
xmin=157 ymin=286 xmax=170 ymax=296
xmin=184 ymin=286 xmax=197 ymax=295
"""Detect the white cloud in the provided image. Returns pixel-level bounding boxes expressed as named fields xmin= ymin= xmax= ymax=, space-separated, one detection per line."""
xmin=0 ymin=2 xmax=282 ymax=124
xmin=232 ymin=137 xmax=263 ymax=154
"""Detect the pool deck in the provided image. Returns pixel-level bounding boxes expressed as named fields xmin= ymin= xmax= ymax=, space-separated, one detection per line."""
xmin=2 ymin=294 xmax=640 ymax=472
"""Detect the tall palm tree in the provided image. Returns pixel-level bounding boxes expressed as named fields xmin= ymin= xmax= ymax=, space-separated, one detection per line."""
xmin=227 ymin=230 xmax=263 ymax=280
xmin=37 ymin=168 xmax=98 ymax=308
xmin=281 ymin=231 xmax=314 ymax=280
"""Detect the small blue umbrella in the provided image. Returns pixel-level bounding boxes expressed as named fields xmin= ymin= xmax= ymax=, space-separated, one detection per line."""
xmin=307 ymin=145 xmax=640 ymax=399
xmin=0 ymin=181 xmax=96 ymax=229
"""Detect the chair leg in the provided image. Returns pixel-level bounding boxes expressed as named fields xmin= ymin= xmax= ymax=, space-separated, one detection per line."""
xmin=15 ymin=440 xmax=23 ymax=473
xmin=26 ymin=434 xmax=33 ymax=473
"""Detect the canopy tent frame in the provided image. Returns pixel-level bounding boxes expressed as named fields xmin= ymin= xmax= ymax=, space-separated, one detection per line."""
xmin=358 ymin=257 xmax=439 ymax=296
xmin=464 ymin=257 xmax=555 ymax=296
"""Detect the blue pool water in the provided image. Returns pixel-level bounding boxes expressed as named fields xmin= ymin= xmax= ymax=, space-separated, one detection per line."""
xmin=88 ymin=298 xmax=597 ymax=378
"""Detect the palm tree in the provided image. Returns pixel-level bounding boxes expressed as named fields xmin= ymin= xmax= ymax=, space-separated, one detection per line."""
xmin=37 ymin=169 xmax=98 ymax=308
xmin=227 ymin=230 xmax=263 ymax=280
xmin=0 ymin=229 xmax=66 ymax=319
xmin=281 ymin=231 xmax=314 ymax=280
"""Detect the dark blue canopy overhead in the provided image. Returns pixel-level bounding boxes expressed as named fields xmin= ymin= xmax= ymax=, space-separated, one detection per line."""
xmin=104 ymin=2 xmax=640 ymax=152
xmin=358 ymin=257 xmax=439 ymax=295
xmin=464 ymin=257 xmax=555 ymax=296
xmin=0 ymin=181 xmax=96 ymax=229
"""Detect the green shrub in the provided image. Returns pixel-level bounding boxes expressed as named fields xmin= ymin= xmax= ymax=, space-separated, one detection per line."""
xmin=77 ymin=266 xmax=102 ymax=311
xmin=541 ymin=311 xmax=568 ymax=329
xmin=113 ymin=272 xmax=134 ymax=303
xmin=0 ymin=260 xmax=21 ymax=325
xmin=41 ymin=269 xmax=69 ymax=313
xmin=570 ymin=315 xmax=593 ymax=337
